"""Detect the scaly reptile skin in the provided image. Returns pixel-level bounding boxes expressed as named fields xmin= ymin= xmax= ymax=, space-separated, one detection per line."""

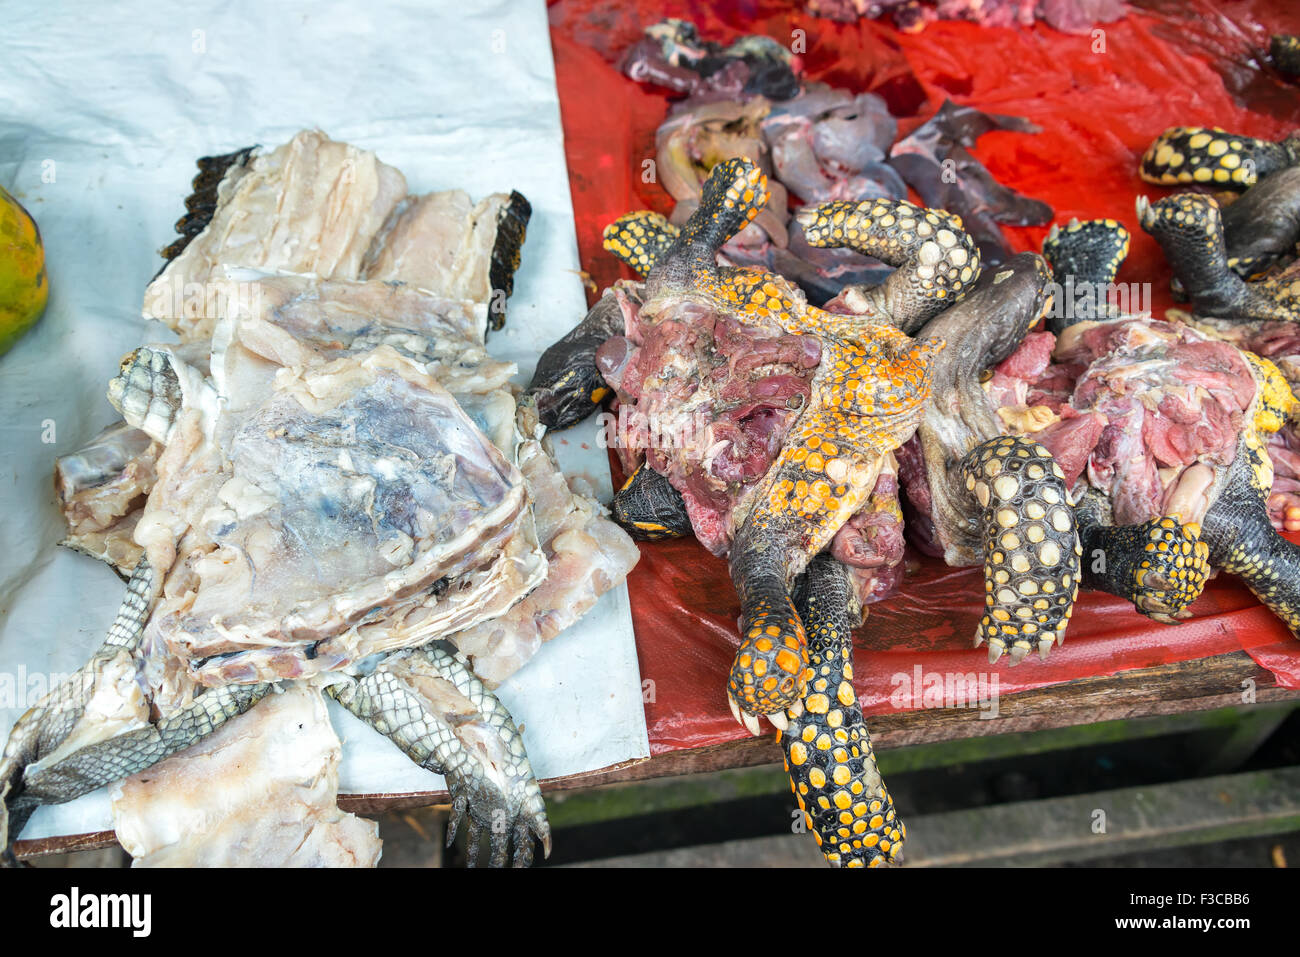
xmin=1272 ymin=35 xmax=1300 ymax=78
xmin=1219 ymin=353 xmax=1300 ymax=603
xmin=1042 ymin=219 xmax=1130 ymax=286
xmin=778 ymin=554 xmax=902 ymax=868
xmin=530 ymin=290 xmax=628 ymax=430
xmin=107 ymin=346 xmax=186 ymax=442
xmin=611 ymin=462 xmax=693 ymax=541
xmin=906 ymin=254 xmax=1084 ymax=661
xmin=1202 ymin=420 xmax=1300 ymax=634
xmin=1075 ymin=490 xmax=1212 ymax=624
xmin=673 ymin=164 xmax=953 ymax=716
xmin=533 ymin=161 xmax=1013 ymax=867
xmin=0 ymin=559 xmax=270 ymax=864
xmin=581 ymin=161 xmax=957 ymax=718
xmin=1140 ymin=126 xmax=1300 ymax=191
xmin=329 ymin=645 xmax=549 ymax=868
xmin=1138 ymin=193 xmax=1300 ymax=322
xmin=961 ymin=436 xmax=1081 ymax=662
xmin=577 ymin=164 xmax=996 ymax=717
xmin=159 ymin=146 xmax=256 ymax=264
xmin=1040 ymin=223 xmax=1213 ymax=623
xmin=6 ymin=344 xmax=554 ymax=866
xmin=1040 ymin=225 xmax=1300 ymax=634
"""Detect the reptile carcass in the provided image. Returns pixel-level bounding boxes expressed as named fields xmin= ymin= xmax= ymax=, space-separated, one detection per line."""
xmin=529 ymin=158 xmax=1079 ymax=865
xmin=963 ymin=217 xmax=1300 ymax=635
xmin=3 ymin=131 xmax=639 ymax=868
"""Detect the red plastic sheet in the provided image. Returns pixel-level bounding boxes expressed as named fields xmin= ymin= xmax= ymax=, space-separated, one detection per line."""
xmin=546 ymin=0 xmax=1300 ymax=754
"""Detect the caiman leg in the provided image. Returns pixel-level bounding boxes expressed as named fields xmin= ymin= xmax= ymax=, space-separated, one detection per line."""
xmin=779 ymin=554 xmax=902 ymax=868
xmin=1041 ymin=218 xmax=1131 ymax=331
xmin=611 ymin=462 xmax=691 ymax=541
xmin=603 ymin=211 xmax=680 ymax=277
xmin=1139 ymin=127 xmax=1300 ymax=190
xmin=1074 ymin=488 xmax=1211 ymax=624
xmin=1219 ymin=167 xmax=1300 ymax=278
xmin=1042 ymin=218 xmax=1130 ymax=289
xmin=1 ymin=558 xmax=270 ymax=863
xmin=797 ymin=198 xmax=981 ymax=333
xmin=1201 ymin=438 xmax=1300 ymax=636
xmin=960 ymin=436 xmax=1082 ymax=663
xmin=1137 ymin=193 xmax=1300 ymax=322
xmin=328 ymin=644 xmax=550 ymax=868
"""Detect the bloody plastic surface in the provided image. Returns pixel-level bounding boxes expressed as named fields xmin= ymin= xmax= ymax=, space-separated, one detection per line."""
xmin=547 ymin=0 xmax=1300 ymax=753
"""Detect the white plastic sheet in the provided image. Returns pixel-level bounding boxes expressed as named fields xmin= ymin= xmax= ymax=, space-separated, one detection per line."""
xmin=0 ymin=0 xmax=648 ymax=844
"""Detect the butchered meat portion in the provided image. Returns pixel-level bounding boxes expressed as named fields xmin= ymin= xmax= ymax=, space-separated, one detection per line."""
xmin=109 ymin=684 xmax=382 ymax=867
xmin=1024 ymin=408 xmax=1107 ymax=488
xmin=54 ymin=421 xmax=160 ymax=573
xmin=1186 ymin=316 xmax=1300 ymax=531
xmin=220 ymin=269 xmax=514 ymax=394
xmin=142 ymin=344 xmax=542 ymax=685
xmin=453 ymin=435 xmax=641 ymax=686
xmin=609 ymin=292 xmax=821 ymax=554
xmin=145 ymin=130 xmax=407 ymax=341
xmin=362 ymin=190 xmax=527 ymax=309
xmin=1058 ymin=319 xmax=1254 ymax=525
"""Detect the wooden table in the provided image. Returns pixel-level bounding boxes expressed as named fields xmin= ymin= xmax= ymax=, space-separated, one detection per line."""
xmin=19 ymin=649 xmax=1298 ymax=860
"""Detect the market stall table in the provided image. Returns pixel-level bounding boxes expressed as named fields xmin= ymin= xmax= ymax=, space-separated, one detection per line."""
xmin=17 ymin=0 xmax=1300 ymax=861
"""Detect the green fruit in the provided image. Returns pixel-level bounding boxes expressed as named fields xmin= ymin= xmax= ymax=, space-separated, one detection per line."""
xmin=0 ymin=184 xmax=49 ymax=357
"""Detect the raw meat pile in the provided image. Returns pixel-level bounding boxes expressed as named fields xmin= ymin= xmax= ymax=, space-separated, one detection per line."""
xmin=805 ymin=0 xmax=1127 ymax=35
xmin=622 ymin=20 xmax=1053 ymax=305
xmin=31 ymin=130 xmax=639 ymax=866
xmin=1179 ymin=316 xmax=1300 ymax=531
xmin=978 ymin=317 xmax=1255 ymax=531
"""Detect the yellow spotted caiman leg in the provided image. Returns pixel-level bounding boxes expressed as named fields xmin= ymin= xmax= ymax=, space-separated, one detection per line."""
xmin=1139 ymin=126 xmax=1300 ymax=190
xmin=1137 ymin=193 xmax=1300 ymax=322
xmin=779 ymin=554 xmax=903 ymax=867
xmin=1042 ymin=218 xmax=1130 ymax=287
xmin=727 ymin=430 xmax=879 ymax=719
xmin=727 ymin=329 xmax=942 ymax=719
xmin=1075 ymin=490 xmax=1211 ymax=624
xmin=1201 ymin=438 xmax=1300 ymax=636
xmin=797 ymin=198 xmax=981 ymax=333
xmin=603 ymin=211 xmax=681 ymax=276
xmin=960 ymin=436 xmax=1082 ymax=663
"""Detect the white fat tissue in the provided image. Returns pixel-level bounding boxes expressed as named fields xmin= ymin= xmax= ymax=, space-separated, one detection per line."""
xmin=110 ymin=685 xmax=382 ymax=867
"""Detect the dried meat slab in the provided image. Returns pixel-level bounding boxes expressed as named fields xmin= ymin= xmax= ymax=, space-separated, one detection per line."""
xmin=145 ymin=129 xmax=408 ymax=341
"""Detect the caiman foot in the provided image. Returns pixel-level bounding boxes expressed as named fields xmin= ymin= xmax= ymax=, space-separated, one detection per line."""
xmin=1 ymin=558 xmax=270 ymax=864
xmin=961 ymin=436 xmax=1082 ymax=664
xmin=1126 ymin=518 xmax=1212 ymax=622
xmin=329 ymin=644 xmax=550 ymax=868
xmin=1078 ymin=495 xmax=1212 ymax=624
